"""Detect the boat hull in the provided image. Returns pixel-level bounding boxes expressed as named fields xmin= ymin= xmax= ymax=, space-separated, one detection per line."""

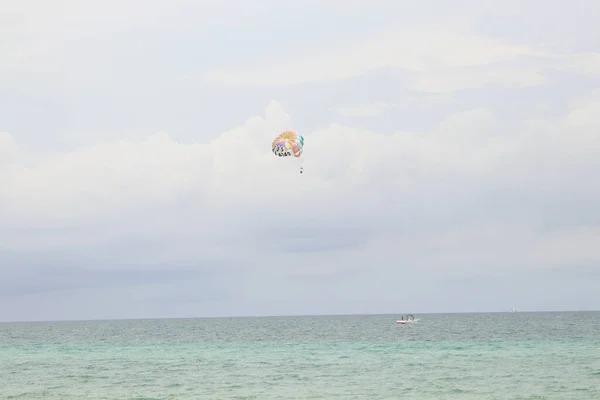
xmin=396 ymin=319 xmax=419 ymax=324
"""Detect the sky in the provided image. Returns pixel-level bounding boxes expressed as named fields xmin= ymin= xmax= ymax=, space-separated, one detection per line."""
xmin=1 ymin=0 xmax=599 ymax=322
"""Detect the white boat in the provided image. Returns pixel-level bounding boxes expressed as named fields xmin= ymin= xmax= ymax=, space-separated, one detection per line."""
xmin=396 ymin=315 xmax=419 ymax=324
xmin=396 ymin=319 xmax=419 ymax=324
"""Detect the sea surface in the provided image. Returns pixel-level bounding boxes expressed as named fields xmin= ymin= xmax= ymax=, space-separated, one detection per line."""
xmin=1 ymin=312 xmax=599 ymax=399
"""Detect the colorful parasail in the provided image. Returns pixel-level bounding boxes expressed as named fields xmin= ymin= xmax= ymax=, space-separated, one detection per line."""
xmin=272 ymin=130 xmax=304 ymax=173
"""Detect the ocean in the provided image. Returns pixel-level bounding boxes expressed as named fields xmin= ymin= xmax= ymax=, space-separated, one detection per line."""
xmin=1 ymin=312 xmax=599 ymax=399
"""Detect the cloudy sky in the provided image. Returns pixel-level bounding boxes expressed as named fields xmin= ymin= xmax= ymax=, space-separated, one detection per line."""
xmin=1 ymin=0 xmax=599 ymax=322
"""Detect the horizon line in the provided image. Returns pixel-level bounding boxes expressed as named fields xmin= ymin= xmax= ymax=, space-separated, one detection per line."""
xmin=1 ymin=309 xmax=598 ymax=324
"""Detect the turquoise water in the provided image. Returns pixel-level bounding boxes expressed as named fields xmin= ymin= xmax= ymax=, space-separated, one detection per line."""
xmin=1 ymin=312 xmax=599 ymax=399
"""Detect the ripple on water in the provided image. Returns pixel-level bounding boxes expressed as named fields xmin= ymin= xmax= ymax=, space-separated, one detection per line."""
xmin=0 ymin=312 xmax=599 ymax=399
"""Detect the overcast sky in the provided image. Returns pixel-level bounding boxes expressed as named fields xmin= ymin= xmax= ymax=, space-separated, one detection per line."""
xmin=1 ymin=0 xmax=599 ymax=322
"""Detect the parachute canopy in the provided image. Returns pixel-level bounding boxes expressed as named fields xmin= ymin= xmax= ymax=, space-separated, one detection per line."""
xmin=272 ymin=130 xmax=304 ymax=158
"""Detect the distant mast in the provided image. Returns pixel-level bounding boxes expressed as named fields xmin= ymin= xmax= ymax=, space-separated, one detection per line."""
xmin=512 ymin=305 xmax=517 ymax=312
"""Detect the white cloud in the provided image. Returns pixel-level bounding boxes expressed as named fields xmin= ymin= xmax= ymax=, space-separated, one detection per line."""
xmin=1 ymin=91 xmax=599 ymax=270
xmin=411 ymin=68 xmax=546 ymax=93
xmin=199 ymin=25 xmax=540 ymax=87
xmin=1 ymin=0 xmax=151 ymax=71
xmin=529 ymin=227 xmax=600 ymax=268
xmin=551 ymin=52 xmax=600 ymax=78
xmin=0 ymin=0 xmax=272 ymax=75
xmin=0 ymin=132 xmax=18 ymax=165
xmin=331 ymin=103 xmax=397 ymax=117
xmin=2 ymin=0 xmax=600 ymax=320
xmin=332 ymin=95 xmax=459 ymax=118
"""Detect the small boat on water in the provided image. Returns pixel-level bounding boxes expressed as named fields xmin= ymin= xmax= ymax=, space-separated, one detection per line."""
xmin=396 ymin=314 xmax=418 ymax=324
